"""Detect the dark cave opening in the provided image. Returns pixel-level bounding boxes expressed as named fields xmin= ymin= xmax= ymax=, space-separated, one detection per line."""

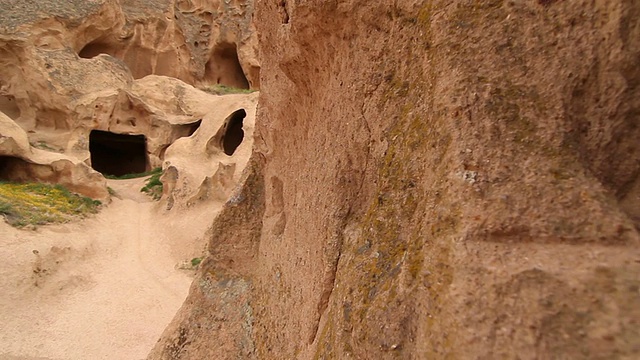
xmin=78 ymin=40 xmax=152 ymax=79
xmin=187 ymin=119 xmax=202 ymax=137
xmin=89 ymin=130 xmax=147 ymax=177
xmin=0 ymin=155 xmax=36 ymax=183
xmin=204 ymin=42 xmax=250 ymax=89
xmin=78 ymin=40 xmax=117 ymax=59
xmin=221 ymin=109 xmax=246 ymax=156
xmin=0 ymin=155 xmax=14 ymax=181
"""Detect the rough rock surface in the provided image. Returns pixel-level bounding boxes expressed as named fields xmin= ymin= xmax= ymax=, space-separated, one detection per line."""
xmin=0 ymin=0 xmax=258 ymax=88
xmin=151 ymin=1 xmax=640 ymax=359
xmin=1 ymin=112 xmax=108 ymax=200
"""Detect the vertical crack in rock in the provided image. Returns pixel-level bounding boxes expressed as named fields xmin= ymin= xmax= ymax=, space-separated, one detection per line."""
xmin=278 ymin=0 xmax=289 ymax=24
xmin=310 ymin=112 xmax=372 ymax=345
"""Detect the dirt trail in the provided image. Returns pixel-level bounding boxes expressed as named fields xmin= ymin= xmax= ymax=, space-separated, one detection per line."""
xmin=0 ymin=178 xmax=202 ymax=360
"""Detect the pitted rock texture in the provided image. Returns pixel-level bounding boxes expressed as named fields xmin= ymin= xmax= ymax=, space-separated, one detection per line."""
xmin=151 ymin=1 xmax=640 ymax=359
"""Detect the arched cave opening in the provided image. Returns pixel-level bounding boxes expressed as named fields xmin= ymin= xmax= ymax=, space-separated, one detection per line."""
xmin=0 ymin=155 xmax=34 ymax=182
xmin=78 ymin=40 xmax=117 ymax=59
xmin=204 ymin=42 xmax=250 ymax=89
xmin=89 ymin=130 xmax=147 ymax=177
xmin=221 ymin=109 xmax=246 ymax=156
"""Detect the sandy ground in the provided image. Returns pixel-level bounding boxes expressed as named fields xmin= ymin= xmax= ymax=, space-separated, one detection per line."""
xmin=0 ymin=178 xmax=214 ymax=360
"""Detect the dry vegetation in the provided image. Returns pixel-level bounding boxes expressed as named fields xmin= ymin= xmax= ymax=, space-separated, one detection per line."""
xmin=0 ymin=182 xmax=101 ymax=227
xmin=200 ymin=84 xmax=257 ymax=95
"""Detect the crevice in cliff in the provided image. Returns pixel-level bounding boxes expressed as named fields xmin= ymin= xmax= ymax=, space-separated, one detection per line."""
xmin=310 ymin=234 xmax=344 ymax=345
xmin=182 ymin=119 xmax=202 ymax=138
xmin=310 ymin=111 xmax=373 ymax=345
xmin=278 ymin=0 xmax=289 ymax=24
xmin=204 ymin=42 xmax=250 ymax=89
xmin=89 ymin=130 xmax=147 ymax=176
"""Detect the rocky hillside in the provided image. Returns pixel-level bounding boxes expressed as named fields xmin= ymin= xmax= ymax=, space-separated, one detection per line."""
xmin=151 ymin=0 xmax=640 ymax=359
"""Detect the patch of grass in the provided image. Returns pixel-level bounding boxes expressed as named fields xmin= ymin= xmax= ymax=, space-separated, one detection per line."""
xmin=105 ymin=167 xmax=162 ymax=180
xmin=191 ymin=257 xmax=202 ymax=267
xmin=0 ymin=182 xmax=101 ymax=227
xmin=140 ymin=169 xmax=163 ymax=200
xmin=200 ymin=84 xmax=257 ymax=96
xmin=0 ymin=202 xmax=14 ymax=215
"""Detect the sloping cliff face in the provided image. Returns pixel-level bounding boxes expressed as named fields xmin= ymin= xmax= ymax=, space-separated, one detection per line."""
xmin=150 ymin=1 xmax=640 ymax=359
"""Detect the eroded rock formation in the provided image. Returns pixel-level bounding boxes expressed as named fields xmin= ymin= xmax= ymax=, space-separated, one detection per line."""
xmin=0 ymin=112 xmax=108 ymax=200
xmin=0 ymin=0 xmax=259 ymax=199
xmin=160 ymin=89 xmax=258 ymax=209
xmin=151 ymin=1 xmax=640 ymax=359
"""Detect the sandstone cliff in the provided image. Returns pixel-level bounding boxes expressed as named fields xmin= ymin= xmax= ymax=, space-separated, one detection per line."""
xmin=151 ymin=0 xmax=640 ymax=359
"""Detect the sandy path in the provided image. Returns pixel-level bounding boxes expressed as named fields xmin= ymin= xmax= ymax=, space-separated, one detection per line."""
xmin=0 ymin=178 xmax=202 ymax=360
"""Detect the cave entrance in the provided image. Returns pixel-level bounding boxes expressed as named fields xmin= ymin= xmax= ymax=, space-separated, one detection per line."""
xmin=204 ymin=42 xmax=250 ymax=89
xmin=79 ymin=39 xmax=152 ymax=79
xmin=221 ymin=109 xmax=246 ymax=156
xmin=0 ymin=155 xmax=16 ymax=181
xmin=89 ymin=130 xmax=147 ymax=177
xmin=79 ymin=40 xmax=117 ymax=59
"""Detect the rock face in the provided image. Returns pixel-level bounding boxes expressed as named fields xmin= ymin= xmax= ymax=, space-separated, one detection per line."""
xmin=0 ymin=0 xmax=258 ymax=197
xmin=150 ymin=1 xmax=640 ymax=359
xmin=0 ymin=112 xmax=109 ymax=200
xmin=160 ymin=89 xmax=258 ymax=210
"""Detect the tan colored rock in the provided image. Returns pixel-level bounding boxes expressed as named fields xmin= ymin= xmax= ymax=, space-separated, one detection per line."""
xmin=0 ymin=110 xmax=31 ymax=156
xmin=0 ymin=0 xmax=258 ymax=88
xmin=0 ymin=112 xmax=109 ymax=200
xmin=151 ymin=1 xmax=640 ymax=359
xmin=0 ymin=0 xmax=259 ymax=181
xmin=161 ymin=91 xmax=258 ymax=209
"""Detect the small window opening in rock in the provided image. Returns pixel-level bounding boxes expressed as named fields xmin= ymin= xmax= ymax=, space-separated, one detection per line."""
xmin=89 ymin=130 xmax=147 ymax=177
xmin=79 ymin=40 xmax=117 ymax=59
xmin=188 ymin=119 xmax=202 ymax=137
xmin=221 ymin=109 xmax=246 ymax=156
xmin=204 ymin=42 xmax=250 ymax=89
